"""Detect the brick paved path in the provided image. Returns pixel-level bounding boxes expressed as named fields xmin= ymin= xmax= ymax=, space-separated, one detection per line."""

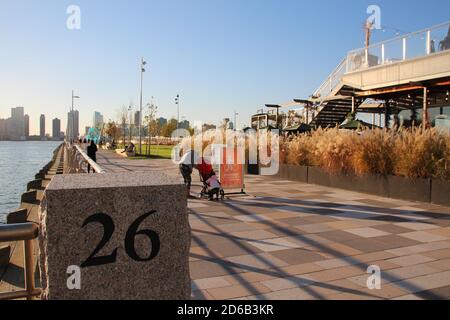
xmin=97 ymin=150 xmax=450 ymax=300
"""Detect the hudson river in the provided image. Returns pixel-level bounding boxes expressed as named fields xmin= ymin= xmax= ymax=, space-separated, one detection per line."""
xmin=0 ymin=141 xmax=61 ymax=223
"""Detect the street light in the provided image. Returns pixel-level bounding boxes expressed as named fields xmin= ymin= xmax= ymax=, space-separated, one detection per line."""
xmin=128 ymin=105 xmax=133 ymax=145
xmin=71 ymin=90 xmax=80 ymax=143
xmin=139 ymin=57 xmax=147 ymax=154
xmin=175 ymin=94 xmax=180 ymax=130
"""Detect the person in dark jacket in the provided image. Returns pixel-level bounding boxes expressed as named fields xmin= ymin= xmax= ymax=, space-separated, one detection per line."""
xmin=86 ymin=140 xmax=98 ymax=173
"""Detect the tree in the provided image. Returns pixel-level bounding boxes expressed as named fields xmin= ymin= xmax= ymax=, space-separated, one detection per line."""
xmin=117 ymin=106 xmax=129 ymax=146
xmin=105 ymin=121 xmax=119 ymax=145
xmin=144 ymin=102 xmax=158 ymax=156
xmin=161 ymin=118 xmax=178 ymax=137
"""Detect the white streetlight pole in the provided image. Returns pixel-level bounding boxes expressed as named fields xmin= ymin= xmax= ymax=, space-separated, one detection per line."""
xmin=139 ymin=57 xmax=147 ymax=154
xmin=175 ymin=94 xmax=180 ymax=131
xmin=234 ymin=111 xmax=239 ymax=131
xmin=71 ymin=90 xmax=80 ymax=143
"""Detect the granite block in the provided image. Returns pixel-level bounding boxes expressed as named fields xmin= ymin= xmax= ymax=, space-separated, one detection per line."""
xmin=39 ymin=171 xmax=190 ymax=300
xmin=7 ymin=209 xmax=28 ymax=224
xmin=0 ymin=245 xmax=11 ymax=267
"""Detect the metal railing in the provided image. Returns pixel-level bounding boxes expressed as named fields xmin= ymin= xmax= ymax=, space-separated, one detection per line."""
xmin=346 ymin=21 xmax=450 ymax=73
xmin=0 ymin=223 xmax=41 ymax=300
xmin=308 ymin=20 xmax=450 ymax=120
xmin=65 ymin=143 xmax=105 ymax=174
xmin=313 ymin=57 xmax=348 ymax=100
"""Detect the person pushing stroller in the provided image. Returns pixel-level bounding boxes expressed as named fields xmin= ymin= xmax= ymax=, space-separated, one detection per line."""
xmin=178 ymin=150 xmax=224 ymax=200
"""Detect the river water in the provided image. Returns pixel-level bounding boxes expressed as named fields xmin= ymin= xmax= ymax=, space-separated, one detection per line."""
xmin=0 ymin=141 xmax=61 ymax=223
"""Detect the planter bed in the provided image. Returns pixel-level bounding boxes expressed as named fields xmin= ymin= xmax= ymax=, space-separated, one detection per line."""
xmin=273 ymin=164 xmax=446 ymax=206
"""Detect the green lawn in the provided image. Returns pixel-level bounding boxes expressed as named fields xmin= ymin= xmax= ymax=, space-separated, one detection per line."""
xmin=117 ymin=144 xmax=174 ymax=160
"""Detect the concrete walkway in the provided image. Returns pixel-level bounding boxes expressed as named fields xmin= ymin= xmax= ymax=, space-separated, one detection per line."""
xmin=97 ymin=149 xmax=450 ymax=300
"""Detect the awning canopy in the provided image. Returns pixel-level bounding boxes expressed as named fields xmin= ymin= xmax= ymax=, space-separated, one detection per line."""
xmin=283 ymin=123 xmax=312 ymax=132
xmin=339 ymin=119 xmax=381 ymax=130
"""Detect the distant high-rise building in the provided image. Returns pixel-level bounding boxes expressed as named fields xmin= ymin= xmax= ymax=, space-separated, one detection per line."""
xmin=179 ymin=120 xmax=190 ymax=130
xmin=157 ymin=117 xmax=167 ymax=127
xmin=40 ymin=114 xmax=46 ymax=138
xmin=10 ymin=107 xmax=25 ymax=140
xmin=67 ymin=110 xmax=79 ymax=141
xmin=93 ymin=111 xmax=104 ymax=129
xmin=134 ymin=111 xmax=141 ymax=127
xmin=52 ymin=118 xmax=61 ymax=140
xmin=24 ymin=114 xmax=30 ymax=138
xmin=0 ymin=119 xmax=6 ymax=140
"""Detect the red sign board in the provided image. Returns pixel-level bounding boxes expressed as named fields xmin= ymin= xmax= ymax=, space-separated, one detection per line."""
xmin=219 ymin=147 xmax=244 ymax=190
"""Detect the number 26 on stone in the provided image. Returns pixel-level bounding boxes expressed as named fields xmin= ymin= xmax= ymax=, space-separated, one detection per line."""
xmin=80 ymin=210 xmax=160 ymax=268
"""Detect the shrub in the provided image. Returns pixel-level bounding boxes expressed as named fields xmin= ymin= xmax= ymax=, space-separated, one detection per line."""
xmin=351 ymin=129 xmax=395 ymax=176
xmin=393 ymin=127 xmax=449 ymax=179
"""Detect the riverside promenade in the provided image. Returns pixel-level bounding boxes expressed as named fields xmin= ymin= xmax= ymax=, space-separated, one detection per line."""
xmin=95 ymin=149 xmax=450 ymax=300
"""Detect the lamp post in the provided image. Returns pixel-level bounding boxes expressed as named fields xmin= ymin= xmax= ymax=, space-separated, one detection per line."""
xmin=234 ymin=111 xmax=239 ymax=131
xmin=139 ymin=57 xmax=147 ymax=154
xmin=71 ymin=90 xmax=80 ymax=143
xmin=175 ymin=94 xmax=180 ymax=131
xmin=128 ymin=105 xmax=133 ymax=145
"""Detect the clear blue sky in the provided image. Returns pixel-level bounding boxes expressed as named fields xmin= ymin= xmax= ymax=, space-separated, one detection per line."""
xmin=1 ymin=0 xmax=449 ymax=134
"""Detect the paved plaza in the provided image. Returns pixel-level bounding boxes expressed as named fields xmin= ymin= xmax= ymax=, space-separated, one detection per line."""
xmin=97 ymin=150 xmax=450 ymax=300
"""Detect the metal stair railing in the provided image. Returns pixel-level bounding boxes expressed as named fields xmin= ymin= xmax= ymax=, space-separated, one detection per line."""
xmin=312 ymin=57 xmax=348 ymax=100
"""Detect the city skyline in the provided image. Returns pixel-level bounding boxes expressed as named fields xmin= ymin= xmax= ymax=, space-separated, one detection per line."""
xmin=0 ymin=106 xmax=64 ymax=140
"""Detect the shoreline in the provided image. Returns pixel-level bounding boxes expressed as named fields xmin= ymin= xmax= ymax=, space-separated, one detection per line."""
xmin=1 ymin=143 xmax=63 ymax=224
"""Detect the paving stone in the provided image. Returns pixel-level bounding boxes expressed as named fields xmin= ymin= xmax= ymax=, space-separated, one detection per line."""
xmin=251 ymin=287 xmax=317 ymax=300
xmin=191 ymin=289 xmax=215 ymax=300
xmin=295 ymin=223 xmax=334 ymax=234
xmin=324 ymin=242 xmax=363 ymax=256
xmin=229 ymin=229 xmax=278 ymax=241
xmin=207 ymin=283 xmax=271 ymax=300
xmin=399 ymin=231 xmax=448 ymax=243
xmin=393 ymin=294 xmax=424 ymax=300
xmin=424 ymin=258 xmax=450 ymax=271
xmin=387 ymin=254 xmax=436 ymax=267
xmin=386 ymin=264 xmax=439 ymax=280
xmin=270 ymin=249 xmax=326 ymax=265
xmin=224 ymin=253 xmax=289 ymax=270
xmin=316 ymin=230 xmax=361 ymax=242
xmin=306 ymin=265 xmax=365 ymax=283
xmin=422 ymin=248 xmax=450 ymax=260
xmin=192 ymin=276 xmax=233 ymax=290
xmin=345 ymin=227 xmax=391 ymax=238
xmin=386 ymin=241 xmax=450 ymax=256
xmin=245 ymin=238 xmax=303 ymax=253
xmin=395 ymin=222 xmax=439 ymax=231
xmin=373 ymin=224 xmax=415 ymax=234
xmin=391 ymin=270 xmax=450 ymax=294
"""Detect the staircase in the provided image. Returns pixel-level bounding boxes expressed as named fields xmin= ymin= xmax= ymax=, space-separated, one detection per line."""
xmin=307 ymin=58 xmax=363 ymax=127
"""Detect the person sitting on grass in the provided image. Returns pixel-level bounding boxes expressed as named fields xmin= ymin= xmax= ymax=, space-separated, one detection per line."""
xmin=122 ymin=142 xmax=135 ymax=154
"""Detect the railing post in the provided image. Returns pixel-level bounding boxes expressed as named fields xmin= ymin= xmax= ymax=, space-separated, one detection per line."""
xmin=426 ymin=30 xmax=431 ymax=55
xmin=403 ymin=37 xmax=407 ymax=60
xmin=381 ymin=43 xmax=385 ymax=64
xmin=365 ymin=48 xmax=369 ymax=68
xmin=24 ymin=239 xmax=35 ymax=300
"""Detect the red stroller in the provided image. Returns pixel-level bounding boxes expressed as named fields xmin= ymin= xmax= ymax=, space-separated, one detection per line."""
xmin=197 ymin=158 xmax=225 ymax=200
